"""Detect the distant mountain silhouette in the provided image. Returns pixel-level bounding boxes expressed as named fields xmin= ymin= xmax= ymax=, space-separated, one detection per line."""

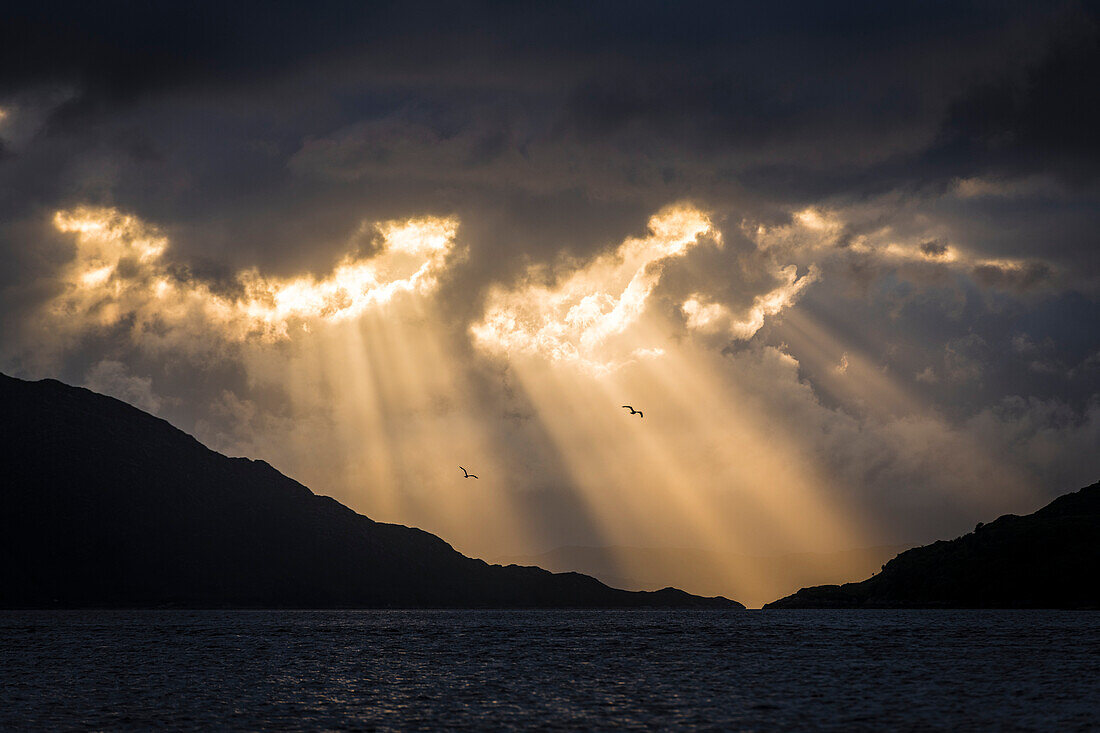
xmin=495 ymin=545 xmax=907 ymax=609
xmin=0 ymin=374 xmax=740 ymax=609
xmin=765 ymin=482 xmax=1100 ymax=609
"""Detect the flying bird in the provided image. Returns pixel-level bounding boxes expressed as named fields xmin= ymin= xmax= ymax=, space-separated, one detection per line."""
xmin=621 ymin=405 xmax=644 ymax=418
xmin=459 ymin=466 xmax=478 ymax=479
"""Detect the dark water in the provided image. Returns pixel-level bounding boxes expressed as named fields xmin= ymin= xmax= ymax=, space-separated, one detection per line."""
xmin=2 ymin=610 xmax=1098 ymax=731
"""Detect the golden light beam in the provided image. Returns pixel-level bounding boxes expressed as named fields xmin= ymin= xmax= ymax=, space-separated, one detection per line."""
xmin=775 ymin=307 xmax=1039 ymax=515
xmin=492 ymin=317 xmax=875 ymax=606
xmin=48 ymin=201 xmax=1023 ymax=608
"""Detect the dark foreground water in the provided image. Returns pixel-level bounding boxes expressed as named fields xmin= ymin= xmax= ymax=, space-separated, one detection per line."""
xmin=2 ymin=610 xmax=1098 ymax=731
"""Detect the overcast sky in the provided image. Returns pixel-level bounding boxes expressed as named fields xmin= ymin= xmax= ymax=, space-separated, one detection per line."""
xmin=2 ymin=1 xmax=1098 ymax=574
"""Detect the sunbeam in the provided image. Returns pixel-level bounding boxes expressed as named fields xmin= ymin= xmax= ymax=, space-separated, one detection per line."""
xmin=34 ymin=196 xmax=1089 ymax=607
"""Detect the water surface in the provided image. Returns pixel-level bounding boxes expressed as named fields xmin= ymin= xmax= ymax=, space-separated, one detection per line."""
xmin=2 ymin=610 xmax=1097 ymax=730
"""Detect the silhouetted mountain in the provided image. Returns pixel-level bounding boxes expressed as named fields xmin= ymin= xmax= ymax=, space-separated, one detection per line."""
xmin=765 ymin=483 xmax=1100 ymax=609
xmin=0 ymin=374 xmax=741 ymax=608
xmin=495 ymin=545 xmax=907 ymax=609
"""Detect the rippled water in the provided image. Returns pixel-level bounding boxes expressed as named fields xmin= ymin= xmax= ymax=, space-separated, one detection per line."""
xmin=2 ymin=610 xmax=1098 ymax=730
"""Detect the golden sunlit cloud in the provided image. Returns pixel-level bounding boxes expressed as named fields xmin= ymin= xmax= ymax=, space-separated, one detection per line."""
xmin=470 ymin=204 xmax=719 ymax=373
xmin=682 ymin=263 xmax=818 ymax=339
xmin=51 ymin=206 xmax=458 ymax=344
xmin=750 ymin=205 xmax=1055 ymax=276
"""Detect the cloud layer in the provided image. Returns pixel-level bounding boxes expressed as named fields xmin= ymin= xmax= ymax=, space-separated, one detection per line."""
xmin=1 ymin=1 xmax=1097 ymax=562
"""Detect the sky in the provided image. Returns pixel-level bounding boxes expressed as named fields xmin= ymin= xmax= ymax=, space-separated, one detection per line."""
xmin=2 ymin=1 xmax=1098 ymax=598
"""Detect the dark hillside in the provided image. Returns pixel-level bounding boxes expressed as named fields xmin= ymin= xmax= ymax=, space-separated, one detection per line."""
xmin=765 ymin=482 xmax=1100 ymax=609
xmin=0 ymin=374 xmax=740 ymax=609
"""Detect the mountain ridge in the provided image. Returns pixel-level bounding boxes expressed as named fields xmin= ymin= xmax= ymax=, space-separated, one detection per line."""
xmin=0 ymin=373 xmax=741 ymax=609
xmin=764 ymin=481 xmax=1100 ymax=609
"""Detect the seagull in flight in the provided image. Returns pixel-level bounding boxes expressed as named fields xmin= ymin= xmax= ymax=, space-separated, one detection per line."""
xmin=459 ymin=466 xmax=478 ymax=479
xmin=621 ymin=405 xmax=644 ymax=418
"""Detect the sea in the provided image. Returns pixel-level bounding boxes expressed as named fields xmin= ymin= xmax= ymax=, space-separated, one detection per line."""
xmin=2 ymin=609 xmax=1097 ymax=730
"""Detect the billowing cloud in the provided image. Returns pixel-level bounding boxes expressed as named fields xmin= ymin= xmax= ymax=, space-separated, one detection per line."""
xmin=470 ymin=204 xmax=719 ymax=373
xmin=47 ymin=205 xmax=458 ymax=349
xmin=745 ymin=203 xmax=1062 ymax=294
xmin=682 ymin=264 xmax=818 ymax=340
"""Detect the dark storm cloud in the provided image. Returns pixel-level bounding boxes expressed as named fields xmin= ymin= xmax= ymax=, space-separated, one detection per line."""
xmin=0 ymin=2 xmax=383 ymax=102
xmin=2 ymin=6 xmax=1094 ymax=313
xmin=6 ymin=1 xmax=1094 ymax=169
xmin=2 ymin=0 xmax=1095 ymax=331
xmin=934 ymin=17 xmax=1100 ymax=185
